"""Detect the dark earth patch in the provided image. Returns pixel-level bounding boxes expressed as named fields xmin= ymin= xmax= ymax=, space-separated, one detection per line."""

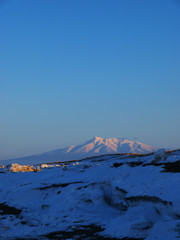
xmin=162 ymin=161 xmax=180 ymax=173
xmin=43 ymin=224 xmax=104 ymax=240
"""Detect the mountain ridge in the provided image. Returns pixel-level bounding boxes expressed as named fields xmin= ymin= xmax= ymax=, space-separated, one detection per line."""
xmin=0 ymin=137 xmax=157 ymax=165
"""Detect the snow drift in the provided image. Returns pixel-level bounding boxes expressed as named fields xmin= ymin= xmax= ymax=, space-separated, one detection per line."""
xmin=0 ymin=149 xmax=179 ymax=239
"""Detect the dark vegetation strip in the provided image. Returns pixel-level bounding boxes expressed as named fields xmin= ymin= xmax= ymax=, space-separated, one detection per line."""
xmin=143 ymin=161 xmax=180 ymax=173
xmin=112 ymin=162 xmax=143 ymax=168
xmin=142 ymin=163 xmax=163 ymax=167
xmin=113 ymin=160 xmax=180 ymax=173
xmin=0 ymin=202 xmax=22 ymax=215
xmin=43 ymin=224 xmax=144 ymax=240
xmin=35 ymin=151 xmax=158 ymax=166
xmin=35 ymin=181 xmax=83 ymax=190
xmin=125 ymin=196 xmax=172 ymax=206
xmin=41 ymin=153 xmax=128 ymax=165
xmin=119 ymin=238 xmax=144 ymax=240
xmin=127 ymin=161 xmax=143 ymax=167
xmin=166 ymin=149 xmax=180 ymax=154
xmin=14 ymin=238 xmax=37 ymax=240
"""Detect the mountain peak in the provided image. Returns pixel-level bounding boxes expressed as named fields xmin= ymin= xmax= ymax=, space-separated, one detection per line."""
xmin=93 ymin=136 xmax=104 ymax=141
xmin=71 ymin=137 xmax=157 ymax=158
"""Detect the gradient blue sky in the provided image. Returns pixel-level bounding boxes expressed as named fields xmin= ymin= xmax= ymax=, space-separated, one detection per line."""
xmin=0 ymin=0 xmax=180 ymax=160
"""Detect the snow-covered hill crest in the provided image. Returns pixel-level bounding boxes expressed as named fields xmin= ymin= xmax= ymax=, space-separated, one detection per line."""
xmin=0 ymin=149 xmax=179 ymax=239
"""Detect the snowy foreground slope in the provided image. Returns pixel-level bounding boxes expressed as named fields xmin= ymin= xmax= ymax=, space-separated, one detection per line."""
xmin=0 ymin=149 xmax=180 ymax=240
xmin=0 ymin=137 xmax=157 ymax=165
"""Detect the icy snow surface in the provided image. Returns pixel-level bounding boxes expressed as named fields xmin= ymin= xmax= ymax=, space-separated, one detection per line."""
xmin=0 ymin=150 xmax=179 ymax=239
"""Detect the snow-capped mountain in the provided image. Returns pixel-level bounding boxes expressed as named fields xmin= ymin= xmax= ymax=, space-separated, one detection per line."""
xmin=1 ymin=137 xmax=157 ymax=165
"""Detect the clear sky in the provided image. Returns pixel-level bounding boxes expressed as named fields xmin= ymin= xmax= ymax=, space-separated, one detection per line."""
xmin=0 ymin=0 xmax=180 ymax=160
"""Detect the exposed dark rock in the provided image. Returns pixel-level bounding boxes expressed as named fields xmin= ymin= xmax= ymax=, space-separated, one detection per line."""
xmin=0 ymin=202 xmax=22 ymax=216
xmin=20 ymin=221 xmax=27 ymax=225
xmin=77 ymin=185 xmax=88 ymax=190
xmin=103 ymin=188 xmax=128 ymax=211
xmin=43 ymin=224 xmax=104 ymax=240
xmin=115 ymin=187 xmax=128 ymax=194
xmin=112 ymin=162 xmax=124 ymax=168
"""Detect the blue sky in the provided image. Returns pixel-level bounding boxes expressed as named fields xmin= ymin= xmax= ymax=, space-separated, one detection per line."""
xmin=0 ymin=0 xmax=180 ymax=160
